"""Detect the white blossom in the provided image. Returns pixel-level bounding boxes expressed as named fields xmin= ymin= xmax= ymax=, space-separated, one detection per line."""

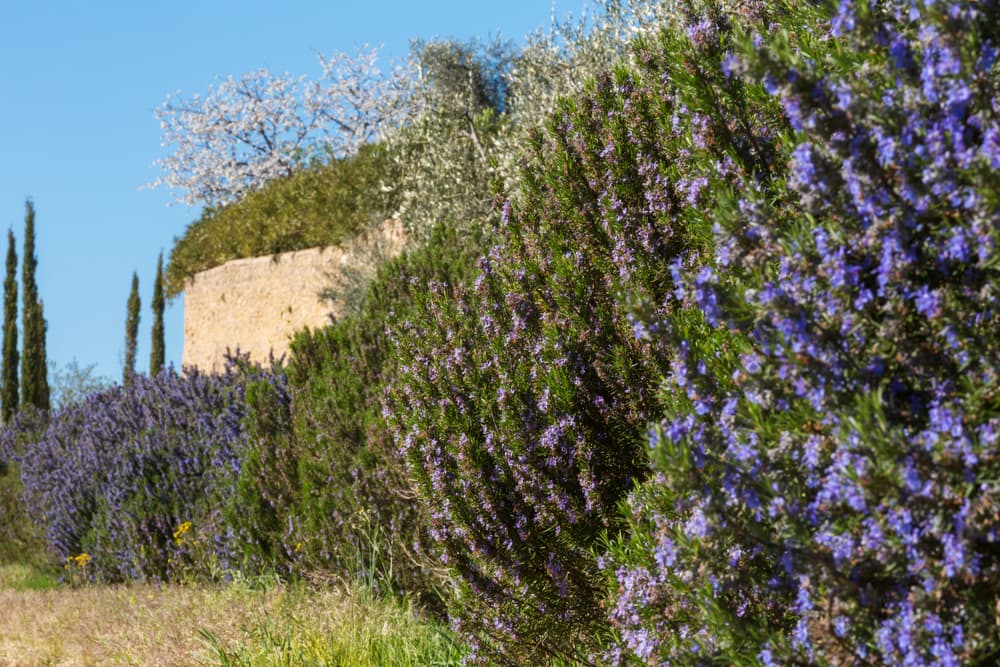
xmin=148 ymin=45 xmax=415 ymax=208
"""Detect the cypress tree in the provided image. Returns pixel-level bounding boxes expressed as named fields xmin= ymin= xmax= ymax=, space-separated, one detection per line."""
xmin=124 ymin=272 xmax=140 ymax=385
xmin=34 ymin=299 xmax=49 ymax=411
xmin=150 ymin=254 xmax=165 ymax=376
xmin=20 ymin=200 xmax=48 ymax=411
xmin=2 ymin=229 xmax=18 ymax=421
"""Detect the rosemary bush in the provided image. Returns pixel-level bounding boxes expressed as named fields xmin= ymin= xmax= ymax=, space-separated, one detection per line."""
xmin=608 ymin=1 xmax=1000 ymax=664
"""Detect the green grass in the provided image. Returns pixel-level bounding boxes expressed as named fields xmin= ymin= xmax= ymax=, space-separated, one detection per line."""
xmin=198 ymin=583 xmax=464 ymax=667
xmin=0 ymin=561 xmax=58 ymax=591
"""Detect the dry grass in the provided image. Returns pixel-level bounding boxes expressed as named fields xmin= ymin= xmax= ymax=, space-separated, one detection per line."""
xmin=0 ymin=579 xmax=266 ymax=666
xmin=0 ymin=566 xmax=460 ymax=667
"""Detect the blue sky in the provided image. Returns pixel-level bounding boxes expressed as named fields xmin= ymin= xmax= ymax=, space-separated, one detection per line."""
xmin=0 ymin=1 xmax=576 ymax=388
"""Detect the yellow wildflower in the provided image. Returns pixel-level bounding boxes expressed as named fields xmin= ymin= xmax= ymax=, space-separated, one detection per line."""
xmin=173 ymin=521 xmax=192 ymax=543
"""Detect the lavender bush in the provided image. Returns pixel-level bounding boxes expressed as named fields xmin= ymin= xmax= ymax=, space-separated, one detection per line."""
xmin=1 ymin=360 xmax=288 ymax=583
xmin=608 ymin=1 xmax=1000 ymax=664
xmin=387 ymin=5 xmax=779 ymax=662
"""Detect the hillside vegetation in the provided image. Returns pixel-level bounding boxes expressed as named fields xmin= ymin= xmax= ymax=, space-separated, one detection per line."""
xmin=164 ymin=142 xmax=399 ymax=297
xmin=3 ymin=1 xmax=1000 ymax=665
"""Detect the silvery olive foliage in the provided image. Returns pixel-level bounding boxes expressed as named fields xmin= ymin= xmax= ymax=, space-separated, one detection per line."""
xmin=384 ymin=38 xmax=514 ymax=243
xmin=149 ymin=46 xmax=415 ymax=208
xmin=390 ymin=1 xmax=677 ymax=242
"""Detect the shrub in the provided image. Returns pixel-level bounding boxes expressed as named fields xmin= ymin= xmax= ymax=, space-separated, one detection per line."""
xmin=0 ymin=408 xmax=48 ymax=564
xmin=222 ymin=370 xmax=299 ymax=576
xmin=385 ymin=5 xmax=780 ymax=661
xmin=252 ymin=222 xmax=486 ymax=611
xmin=2 ymin=361 xmax=288 ymax=583
xmin=608 ymin=1 xmax=1000 ymax=664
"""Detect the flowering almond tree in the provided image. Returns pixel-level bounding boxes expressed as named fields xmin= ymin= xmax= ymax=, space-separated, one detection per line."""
xmin=149 ymin=46 xmax=415 ymax=207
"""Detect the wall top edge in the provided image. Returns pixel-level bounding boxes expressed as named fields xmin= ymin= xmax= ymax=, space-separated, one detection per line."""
xmin=181 ymin=218 xmax=403 ymax=290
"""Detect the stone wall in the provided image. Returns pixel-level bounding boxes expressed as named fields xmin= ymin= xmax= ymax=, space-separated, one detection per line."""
xmin=182 ymin=219 xmax=405 ymax=372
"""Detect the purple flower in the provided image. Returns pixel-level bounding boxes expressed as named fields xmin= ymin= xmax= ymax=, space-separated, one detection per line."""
xmin=722 ymin=52 xmax=742 ymax=78
xmin=831 ymin=1 xmax=856 ymax=37
xmin=913 ymin=285 xmax=940 ymax=318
